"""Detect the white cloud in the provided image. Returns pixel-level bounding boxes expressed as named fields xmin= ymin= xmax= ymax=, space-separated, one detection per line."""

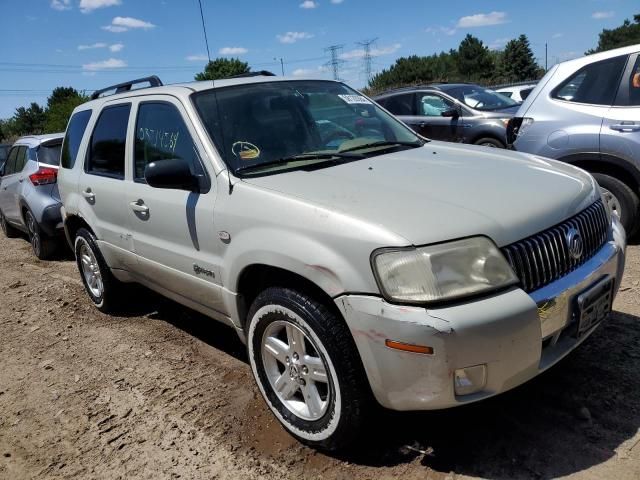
xmin=456 ymin=11 xmax=508 ymax=28
xmin=82 ymin=58 xmax=127 ymax=71
xmin=79 ymin=0 xmax=121 ymax=13
xmin=552 ymin=32 xmax=564 ymax=39
xmin=218 ymin=47 xmax=248 ymax=55
xmin=330 ymin=0 xmax=344 ymax=3
xmin=186 ymin=54 xmax=209 ymax=61
xmin=592 ymin=11 xmax=615 ymax=20
xmin=340 ymin=43 xmax=401 ymax=60
xmin=277 ymin=31 xmax=314 ymax=44
xmin=300 ymin=1 xmax=318 ymax=9
xmin=292 ymin=66 xmax=327 ymax=77
xmin=103 ymin=16 xmax=155 ymax=32
xmin=109 ymin=43 xmax=124 ymax=52
xmin=50 ymin=0 xmax=71 ymax=11
xmin=426 ymin=26 xmax=457 ymax=36
xmin=78 ymin=42 xmax=108 ymax=50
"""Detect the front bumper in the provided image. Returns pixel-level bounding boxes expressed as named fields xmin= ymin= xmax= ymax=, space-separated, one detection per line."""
xmin=335 ymin=217 xmax=626 ymax=411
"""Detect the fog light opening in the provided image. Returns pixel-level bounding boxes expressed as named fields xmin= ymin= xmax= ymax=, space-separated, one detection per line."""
xmin=454 ymin=364 xmax=487 ymax=396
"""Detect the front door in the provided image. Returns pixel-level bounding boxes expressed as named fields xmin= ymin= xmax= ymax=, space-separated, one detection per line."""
xmin=0 ymin=146 xmax=28 ymax=223
xmin=414 ymin=93 xmax=462 ymax=142
xmin=125 ymin=98 xmax=224 ymax=314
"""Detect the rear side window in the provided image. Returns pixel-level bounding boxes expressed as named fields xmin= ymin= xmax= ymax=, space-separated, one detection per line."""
xmin=3 ymin=147 xmax=19 ymax=175
xmin=134 ymin=102 xmax=202 ymax=182
xmin=86 ymin=104 xmax=130 ymax=179
xmin=14 ymin=147 xmax=28 ymax=172
xmin=380 ymin=93 xmax=415 ymax=115
xmin=625 ymin=56 xmax=640 ymax=106
xmin=553 ymin=55 xmax=627 ymax=105
xmin=38 ymin=143 xmax=62 ymax=166
xmin=520 ymin=88 xmax=533 ymax=100
xmin=61 ymin=110 xmax=92 ymax=169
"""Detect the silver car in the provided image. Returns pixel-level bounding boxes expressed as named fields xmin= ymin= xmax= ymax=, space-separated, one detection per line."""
xmin=508 ymin=44 xmax=640 ymax=236
xmin=0 ymin=134 xmax=65 ymax=259
xmin=59 ymin=75 xmax=626 ymax=451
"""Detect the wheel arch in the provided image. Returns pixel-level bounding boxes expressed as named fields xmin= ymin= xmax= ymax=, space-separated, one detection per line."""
xmin=559 ymin=152 xmax=640 ymax=195
xmin=63 ymin=214 xmax=95 ymax=250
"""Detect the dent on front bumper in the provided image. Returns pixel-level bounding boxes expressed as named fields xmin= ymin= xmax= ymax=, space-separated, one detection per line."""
xmin=335 ymin=217 xmax=626 ymax=411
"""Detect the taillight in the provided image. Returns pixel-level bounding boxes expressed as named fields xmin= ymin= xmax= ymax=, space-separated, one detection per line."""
xmin=29 ymin=167 xmax=58 ymax=186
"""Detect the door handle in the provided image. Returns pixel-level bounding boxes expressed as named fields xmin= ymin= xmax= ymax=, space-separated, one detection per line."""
xmin=610 ymin=122 xmax=640 ymax=132
xmin=18 ymin=178 xmax=24 ymax=183
xmin=82 ymin=188 xmax=95 ymax=202
xmin=419 ymin=122 xmax=426 ymax=128
xmin=129 ymin=200 xmax=149 ymax=215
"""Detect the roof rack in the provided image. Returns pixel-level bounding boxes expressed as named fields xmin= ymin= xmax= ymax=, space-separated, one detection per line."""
xmin=90 ymin=76 xmax=163 ymax=100
xmin=227 ymin=70 xmax=276 ymax=79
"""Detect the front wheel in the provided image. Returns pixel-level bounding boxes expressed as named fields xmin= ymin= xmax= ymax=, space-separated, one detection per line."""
xmin=474 ymin=137 xmax=505 ymax=148
xmin=246 ymin=287 xmax=372 ymax=451
xmin=593 ymin=173 xmax=639 ymax=237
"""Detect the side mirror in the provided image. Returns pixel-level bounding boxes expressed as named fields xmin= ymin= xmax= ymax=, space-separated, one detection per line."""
xmin=144 ymin=158 xmax=199 ymax=192
xmin=441 ymin=108 xmax=459 ymax=118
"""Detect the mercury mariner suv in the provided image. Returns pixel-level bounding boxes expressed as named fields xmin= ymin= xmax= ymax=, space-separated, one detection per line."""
xmin=58 ymin=74 xmax=626 ymax=451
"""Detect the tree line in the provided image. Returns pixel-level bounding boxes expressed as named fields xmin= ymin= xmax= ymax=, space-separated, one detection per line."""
xmin=1 ymin=13 xmax=638 ymax=141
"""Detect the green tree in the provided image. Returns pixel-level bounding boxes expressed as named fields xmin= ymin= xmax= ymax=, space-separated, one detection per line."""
xmin=588 ymin=14 xmax=640 ymax=54
xmin=194 ymin=58 xmax=250 ymax=81
xmin=12 ymin=103 xmax=46 ymax=136
xmin=500 ymin=35 xmax=541 ymax=81
xmin=456 ymin=34 xmax=495 ymax=81
xmin=44 ymin=87 xmax=88 ymax=133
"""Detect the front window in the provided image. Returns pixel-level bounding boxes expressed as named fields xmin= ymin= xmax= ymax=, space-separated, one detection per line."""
xmin=445 ymin=85 xmax=518 ymax=111
xmin=193 ymin=80 xmax=423 ymax=176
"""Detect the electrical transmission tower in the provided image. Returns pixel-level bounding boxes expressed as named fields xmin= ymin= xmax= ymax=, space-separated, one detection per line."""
xmin=357 ymin=38 xmax=378 ymax=84
xmin=324 ymin=45 xmax=345 ymax=81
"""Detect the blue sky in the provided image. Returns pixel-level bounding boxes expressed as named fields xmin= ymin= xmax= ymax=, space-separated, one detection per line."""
xmin=0 ymin=0 xmax=637 ymax=118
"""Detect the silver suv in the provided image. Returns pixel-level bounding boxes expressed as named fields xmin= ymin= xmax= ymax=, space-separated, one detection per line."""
xmin=0 ymin=134 xmax=65 ymax=259
xmin=508 ymin=44 xmax=640 ymax=236
xmin=59 ymin=75 xmax=626 ymax=451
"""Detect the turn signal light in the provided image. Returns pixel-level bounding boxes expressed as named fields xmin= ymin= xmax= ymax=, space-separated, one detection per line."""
xmin=385 ymin=339 xmax=434 ymax=355
xmin=29 ymin=167 xmax=58 ymax=186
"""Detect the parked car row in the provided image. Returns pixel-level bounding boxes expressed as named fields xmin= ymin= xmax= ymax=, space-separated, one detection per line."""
xmin=495 ymin=83 xmax=538 ymax=103
xmin=0 ymin=65 xmax=628 ymax=451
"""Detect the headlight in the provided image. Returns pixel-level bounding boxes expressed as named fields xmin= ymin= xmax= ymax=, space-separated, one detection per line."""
xmin=372 ymin=237 xmax=518 ymax=303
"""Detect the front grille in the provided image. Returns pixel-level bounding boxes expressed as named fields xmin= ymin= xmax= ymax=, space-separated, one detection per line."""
xmin=501 ymin=200 xmax=609 ymax=293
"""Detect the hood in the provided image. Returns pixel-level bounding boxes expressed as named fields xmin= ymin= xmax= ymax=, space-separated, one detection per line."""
xmin=243 ymin=142 xmax=599 ymax=247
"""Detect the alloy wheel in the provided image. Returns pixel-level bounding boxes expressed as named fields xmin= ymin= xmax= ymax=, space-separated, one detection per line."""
xmin=261 ymin=320 xmax=331 ymax=421
xmin=601 ymin=187 xmax=623 ymax=220
xmin=79 ymin=241 xmax=104 ymax=298
xmin=26 ymin=212 xmax=40 ymax=256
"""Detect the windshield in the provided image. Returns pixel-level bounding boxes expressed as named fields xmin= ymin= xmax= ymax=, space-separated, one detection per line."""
xmin=446 ymin=85 xmax=518 ymax=111
xmin=37 ymin=143 xmax=62 ymax=166
xmin=192 ymin=80 xmax=423 ymax=176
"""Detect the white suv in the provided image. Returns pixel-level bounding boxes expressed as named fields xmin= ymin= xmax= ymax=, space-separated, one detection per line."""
xmin=58 ymin=74 xmax=626 ymax=451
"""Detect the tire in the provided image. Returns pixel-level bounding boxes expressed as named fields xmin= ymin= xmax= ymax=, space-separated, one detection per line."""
xmin=246 ymin=287 xmax=372 ymax=451
xmin=74 ymin=227 xmax=122 ymax=313
xmin=0 ymin=210 xmax=20 ymax=238
xmin=593 ymin=173 xmax=639 ymax=237
xmin=24 ymin=209 xmax=57 ymax=260
xmin=474 ymin=137 xmax=505 ymax=148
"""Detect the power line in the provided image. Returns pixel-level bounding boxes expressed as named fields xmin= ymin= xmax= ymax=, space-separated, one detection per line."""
xmin=324 ymin=45 xmax=345 ymax=81
xmin=196 ymin=0 xmax=211 ymax=64
xmin=356 ymin=38 xmax=378 ymax=84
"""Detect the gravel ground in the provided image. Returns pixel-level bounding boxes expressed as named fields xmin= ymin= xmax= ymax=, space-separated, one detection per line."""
xmin=0 ymin=232 xmax=639 ymax=480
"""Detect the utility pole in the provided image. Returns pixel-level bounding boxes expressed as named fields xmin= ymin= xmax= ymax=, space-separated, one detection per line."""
xmin=324 ymin=45 xmax=345 ymax=81
xmin=274 ymin=57 xmax=285 ymax=76
xmin=356 ymin=38 xmax=378 ymax=84
xmin=545 ymin=42 xmax=548 ymax=72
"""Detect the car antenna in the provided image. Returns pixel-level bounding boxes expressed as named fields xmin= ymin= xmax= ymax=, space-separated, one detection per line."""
xmin=198 ymin=0 xmax=233 ymax=194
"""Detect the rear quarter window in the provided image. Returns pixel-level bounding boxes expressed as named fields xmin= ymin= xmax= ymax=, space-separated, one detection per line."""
xmin=552 ymin=55 xmax=627 ymax=105
xmin=38 ymin=143 xmax=62 ymax=166
xmin=61 ymin=110 xmax=92 ymax=169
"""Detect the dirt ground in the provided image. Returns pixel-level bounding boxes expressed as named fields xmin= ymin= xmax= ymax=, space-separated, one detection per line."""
xmin=0 ymin=233 xmax=639 ymax=480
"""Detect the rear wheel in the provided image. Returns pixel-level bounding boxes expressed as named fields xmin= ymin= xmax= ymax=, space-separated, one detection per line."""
xmin=74 ymin=227 xmax=122 ymax=313
xmin=246 ymin=287 xmax=372 ymax=451
xmin=25 ymin=210 xmax=57 ymax=260
xmin=593 ymin=173 xmax=639 ymax=236
xmin=474 ymin=137 xmax=505 ymax=148
xmin=0 ymin=210 xmax=20 ymax=238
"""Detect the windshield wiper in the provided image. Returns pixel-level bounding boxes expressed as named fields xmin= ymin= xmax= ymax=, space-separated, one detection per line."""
xmin=235 ymin=151 xmax=364 ymax=174
xmin=338 ymin=140 xmax=425 ymax=153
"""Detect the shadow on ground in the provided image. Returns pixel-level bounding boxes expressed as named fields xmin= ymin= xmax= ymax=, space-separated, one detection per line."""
xmin=112 ymin=282 xmax=640 ymax=479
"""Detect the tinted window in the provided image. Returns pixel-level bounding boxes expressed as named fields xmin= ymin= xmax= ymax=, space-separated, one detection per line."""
xmin=380 ymin=93 xmax=415 ymax=115
xmin=87 ymin=105 xmax=130 ymax=178
xmin=0 ymin=146 xmax=8 ymax=163
xmin=446 ymin=85 xmax=518 ymax=111
xmin=3 ymin=147 xmax=18 ymax=175
xmin=520 ymin=88 xmax=534 ymax=100
xmin=500 ymin=91 xmax=513 ymax=98
xmin=38 ymin=143 xmax=62 ymax=166
xmin=61 ymin=110 xmax=92 ymax=169
xmin=419 ymin=94 xmax=453 ymax=116
xmin=553 ymin=55 xmax=627 ymax=105
xmin=14 ymin=147 xmax=28 ymax=172
xmin=134 ymin=102 xmax=202 ymax=181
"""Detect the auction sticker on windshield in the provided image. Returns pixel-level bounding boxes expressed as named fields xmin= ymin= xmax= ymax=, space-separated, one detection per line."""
xmin=338 ymin=94 xmax=371 ymax=105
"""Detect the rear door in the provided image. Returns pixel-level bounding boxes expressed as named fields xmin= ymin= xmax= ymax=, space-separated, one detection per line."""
xmin=1 ymin=146 xmax=28 ymax=223
xmin=77 ymin=103 xmax=134 ymax=270
xmin=124 ymin=97 xmax=224 ymax=313
xmin=0 ymin=147 xmax=19 ymax=219
xmin=377 ymin=92 xmax=416 ymax=130
xmin=601 ymin=53 xmax=640 ymax=168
